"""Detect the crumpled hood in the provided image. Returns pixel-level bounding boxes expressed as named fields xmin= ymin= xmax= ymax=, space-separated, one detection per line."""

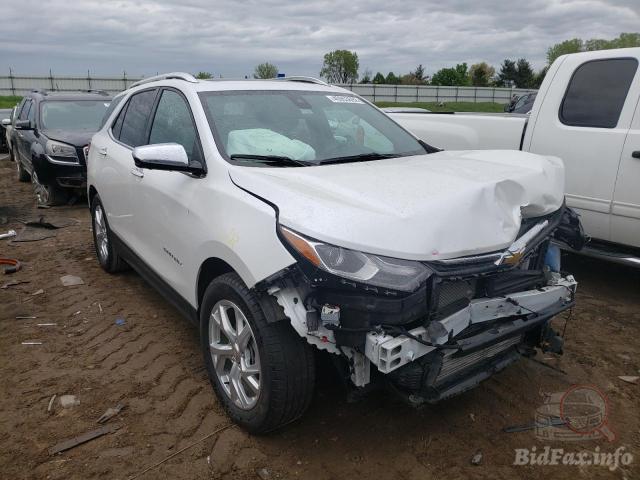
xmin=43 ymin=129 xmax=94 ymax=147
xmin=229 ymin=150 xmax=565 ymax=261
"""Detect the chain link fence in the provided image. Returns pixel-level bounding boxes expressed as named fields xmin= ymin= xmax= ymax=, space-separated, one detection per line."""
xmin=0 ymin=72 xmax=536 ymax=104
xmin=336 ymin=83 xmax=537 ymax=104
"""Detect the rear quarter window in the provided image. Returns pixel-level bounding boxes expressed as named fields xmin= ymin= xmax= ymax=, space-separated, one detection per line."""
xmin=560 ymin=58 xmax=638 ymax=128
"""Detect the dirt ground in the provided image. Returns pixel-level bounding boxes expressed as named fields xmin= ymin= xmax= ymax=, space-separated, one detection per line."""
xmin=0 ymin=153 xmax=638 ymax=480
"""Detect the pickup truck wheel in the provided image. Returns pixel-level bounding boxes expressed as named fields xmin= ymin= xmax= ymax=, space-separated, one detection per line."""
xmin=14 ymin=153 xmax=30 ymax=182
xmin=90 ymin=195 xmax=128 ymax=273
xmin=201 ymin=272 xmax=315 ymax=434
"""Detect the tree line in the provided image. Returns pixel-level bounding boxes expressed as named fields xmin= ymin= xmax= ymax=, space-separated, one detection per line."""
xmin=323 ymin=32 xmax=640 ymax=88
xmin=195 ymin=32 xmax=639 ymax=88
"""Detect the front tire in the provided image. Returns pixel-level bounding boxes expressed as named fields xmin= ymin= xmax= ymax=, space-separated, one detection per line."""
xmin=32 ymin=171 xmax=66 ymax=206
xmin=201 ymin=272 xmax=315 ymax=433
xmin=14 ymin=151 xmax=30 ymax=182
xmin=90 ymin=195 xmax=128 ymax=273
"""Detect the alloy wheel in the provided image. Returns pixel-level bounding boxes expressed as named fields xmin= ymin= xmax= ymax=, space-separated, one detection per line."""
xmin=209 ymin=300 xmax=261 ymax=410
xmin=93 ymin=204 xmax=109 ymax=263
xmin=32 ymin=172 xmax=50 ymax=205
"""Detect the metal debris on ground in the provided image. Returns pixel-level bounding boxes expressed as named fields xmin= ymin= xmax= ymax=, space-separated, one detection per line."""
xmin=60 ymin=275 xmax=84 ymax=286
xmin=21 ymin=341 xmax=43 ymax=345
xmin=470 ymin=450 xmax=483 ymax=466
xmin=128 ymin=424 xmax=233 ymax=480
xmin=0 ymin=257 xmax=21 ymax=274
xmin=21 ymin=215 xmax=77 ymax=229
xmin=257 ymin=467 xmax=272 ymax=480
xmin=37 ymin=323 xmax=58 ymax=327
xmin=1 ymin=280 xmax=29 ymax=289
xmin=0 ymin=229 xmax=16 ymax=239
xmin=503 ymin=417 xmax=567 ymax=433
xmin=32 ymin=289 xmax=44 ymax=296
xmin=97 ymin=403 xmax=125 ymax=424
xmin=16 ymin=315 xmax=37 ymax=320
xmin=49 ymin=424 xmax=119 ymax=455
xmin=47 ymin=395 xmax=57 ymax=413
xmin=12 ymin=226 xmax=56 ymax=242
xmin=618 ymin=376 xmax=639 ymax=385
xmin=59 ymin=395 xmax=80 ymax=408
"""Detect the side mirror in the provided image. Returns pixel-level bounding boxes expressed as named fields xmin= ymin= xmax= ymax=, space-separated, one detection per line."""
xmin=15 ymin=119 xmax=33 ymax=130
xmin=503 ymin=104 xmax=510 ymax=112
xmin=1 ymin=118 xmax=10 ymax=126
xmin=132 ymin=143 xmax=204 ymax=174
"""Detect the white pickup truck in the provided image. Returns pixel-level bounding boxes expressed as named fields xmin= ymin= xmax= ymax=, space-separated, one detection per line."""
xmin=390 ymin=48 xmax=640 ymax=267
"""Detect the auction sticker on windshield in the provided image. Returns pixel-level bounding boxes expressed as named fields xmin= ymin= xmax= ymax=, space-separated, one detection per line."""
xmin=326 ymin=95 xmax=364 ymax=104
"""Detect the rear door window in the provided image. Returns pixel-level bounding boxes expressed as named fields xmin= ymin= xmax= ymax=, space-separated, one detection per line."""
xmin=118 ymin=89 xmax=157 ymax=147
xmin=560 ymin=58 xmax=638 ymax=128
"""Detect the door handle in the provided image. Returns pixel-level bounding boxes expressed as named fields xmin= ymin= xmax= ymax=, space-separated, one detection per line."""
xmin=98 ymin=147 xmax=107 ymax=156
xmin=130 ymin=168 xmax=144 ymax=178
xmin=632 ymin=151 xmax=640 ymax=159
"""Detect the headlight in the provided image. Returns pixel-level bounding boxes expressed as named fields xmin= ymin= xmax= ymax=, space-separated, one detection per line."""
xmin=46 ymin=140 xmax=79 ymax=163
xmin=280 ymin=226 xmax=432 ymax=292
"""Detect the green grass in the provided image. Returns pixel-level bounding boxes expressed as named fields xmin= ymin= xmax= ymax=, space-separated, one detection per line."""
xmin=374 ymin=101 xmax=505 ymax=113
xmin=0 ymin=96 xmax=22 ymax=109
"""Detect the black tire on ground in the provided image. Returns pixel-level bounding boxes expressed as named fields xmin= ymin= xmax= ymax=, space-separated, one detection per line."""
xmin=14 ymin=151 xmax=30 ymax=182
xmin=200 ymin=272 xmax=315 ymax=434
xmin=90 ymin=194 xmax=128 ymax=273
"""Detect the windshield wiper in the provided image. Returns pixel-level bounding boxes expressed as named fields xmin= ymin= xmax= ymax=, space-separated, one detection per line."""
xmin=229 ymin=154 xmax=307 ymax=167
xmin=318 ymin=153 xmax=400 ymax=165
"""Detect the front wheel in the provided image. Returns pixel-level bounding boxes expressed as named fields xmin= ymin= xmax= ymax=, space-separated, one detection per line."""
xmin=201 ymin=272 xmax=315 ymax=433
xmin=32 ymin=171 xmax=66 ymax=206
xmin=14 ymin=151 xmax=30 ymax=182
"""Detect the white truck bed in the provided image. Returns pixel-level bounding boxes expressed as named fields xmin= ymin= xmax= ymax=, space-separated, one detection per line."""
xmin=390 ymin=112 xmax=528 ymax=151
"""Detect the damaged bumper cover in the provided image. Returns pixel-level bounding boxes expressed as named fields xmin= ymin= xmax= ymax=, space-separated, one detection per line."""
xmin=365 ymin=275 xmax=576 ymax=375
xmin=260 ymin=204 xmax=583 ymax=398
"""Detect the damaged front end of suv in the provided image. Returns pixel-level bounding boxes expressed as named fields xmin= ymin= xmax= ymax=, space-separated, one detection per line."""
xmin=257 ymin=205 xmax=585 ymax=404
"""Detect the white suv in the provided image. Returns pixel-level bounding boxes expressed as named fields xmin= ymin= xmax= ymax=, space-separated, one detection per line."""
xmin=88 ymin=72 xmax=584 ymax=433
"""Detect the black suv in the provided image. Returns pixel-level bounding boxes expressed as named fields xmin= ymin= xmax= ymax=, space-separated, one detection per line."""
xmin=9 ymin=90 xmax=112 ymax=206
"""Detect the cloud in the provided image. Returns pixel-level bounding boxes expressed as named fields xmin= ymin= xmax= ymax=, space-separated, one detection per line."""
xmin=1 ymin=0 xmax=638 ymax=78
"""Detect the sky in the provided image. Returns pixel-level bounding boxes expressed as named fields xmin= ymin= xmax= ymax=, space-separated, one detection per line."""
xmin=2 ymin=0 xmax=639 ymax=79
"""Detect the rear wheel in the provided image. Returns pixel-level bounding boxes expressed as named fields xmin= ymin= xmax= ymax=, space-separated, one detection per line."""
xmin=90 ymin=195 xmax=128 ymax=273
xmin=32 ymin=171 xmax=66 ymax=207
xmin=201 ymin=272 xmax=315 ymax=433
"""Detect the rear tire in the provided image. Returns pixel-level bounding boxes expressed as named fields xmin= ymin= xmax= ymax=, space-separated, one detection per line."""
xmin=201 ymin=272 xmax=315 ymax=433
xmin=90 ymin=194 xmax=128 ymax=273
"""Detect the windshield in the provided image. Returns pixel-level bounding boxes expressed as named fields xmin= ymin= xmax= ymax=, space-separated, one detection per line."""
xmin=199 ymin=90 xmax=426 ymax=166
xmin=40 ymin=100 xmax=111 ymax=130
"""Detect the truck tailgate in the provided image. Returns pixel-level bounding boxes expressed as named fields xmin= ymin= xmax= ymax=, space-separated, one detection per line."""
xmin=389 ymin=112 xmax=528 ymax=151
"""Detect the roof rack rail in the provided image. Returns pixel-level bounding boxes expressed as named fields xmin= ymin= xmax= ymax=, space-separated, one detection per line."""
xmin=130 ymin=72 xmax=198 ymax=89
xmin=276 ymin=76 xmax=328 ymax=86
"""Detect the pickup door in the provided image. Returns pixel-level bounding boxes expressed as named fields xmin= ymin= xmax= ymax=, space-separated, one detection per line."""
xmin=524 ymin=54 xmax=640 ymax=245
xmin=612 ymin=88 xmax=640 ymax=247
